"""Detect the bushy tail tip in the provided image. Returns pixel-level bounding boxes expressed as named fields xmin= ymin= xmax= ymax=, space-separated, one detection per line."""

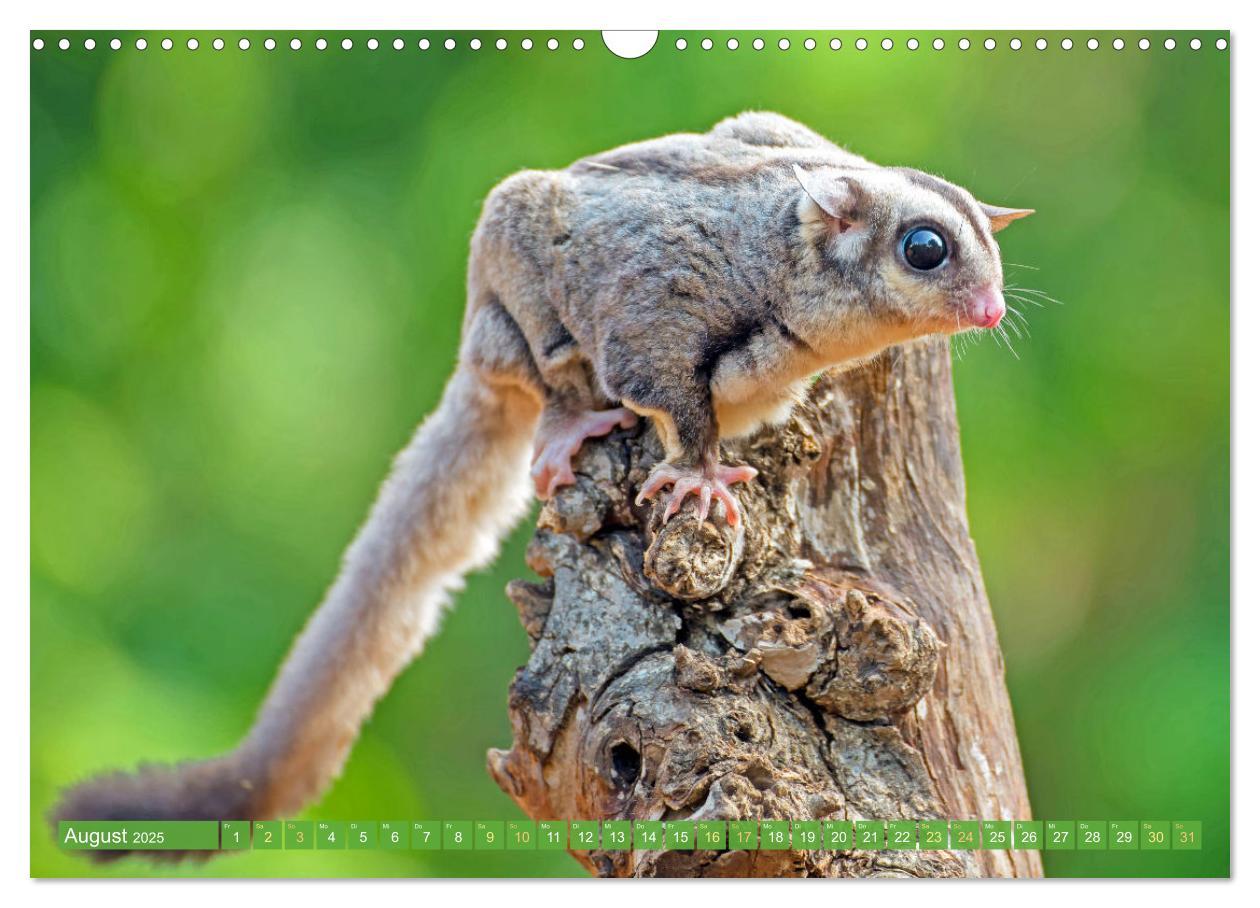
xmin=50 ymin=757 xmax=260 ymax=863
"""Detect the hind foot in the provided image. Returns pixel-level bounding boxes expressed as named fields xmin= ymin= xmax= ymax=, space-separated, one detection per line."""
xmin=531 ymin=407 xmax=638 ymax=499
xmin=635 ymin=461 xmax=758 ymax=528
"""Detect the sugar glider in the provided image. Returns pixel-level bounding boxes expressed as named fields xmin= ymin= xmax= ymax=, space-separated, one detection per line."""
xmin=53 ymin=112 xmax=1032 ymax=845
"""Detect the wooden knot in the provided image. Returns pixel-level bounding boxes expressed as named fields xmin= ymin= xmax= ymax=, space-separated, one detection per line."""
xmin=806 ymin=585 xmax=941 ymax=721
xmin=641 ymin=500 xmax=745 ymax=602
xmin=538 ymin=477 xmax=611 ymax=542
xmin=718 ymin=578 xmax=941 ymax=721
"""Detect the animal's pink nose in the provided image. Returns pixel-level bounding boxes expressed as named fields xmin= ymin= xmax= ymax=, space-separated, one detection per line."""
xmin=968 ymin=285 xmax=1006 ymax=329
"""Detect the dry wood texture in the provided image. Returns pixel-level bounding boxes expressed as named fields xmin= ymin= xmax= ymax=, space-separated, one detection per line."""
xmin=487 ymin=337 xmax=1041 ymax=878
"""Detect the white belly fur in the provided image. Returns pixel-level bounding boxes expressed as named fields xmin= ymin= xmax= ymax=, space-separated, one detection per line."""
xmin=710 ymin=337 xmax=826 ymax=439
xmin=714 ymin=378 xmax=812 ymax=439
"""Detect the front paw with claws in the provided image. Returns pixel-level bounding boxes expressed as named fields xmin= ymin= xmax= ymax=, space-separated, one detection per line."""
xmin=635 ymin=461 xmax=758 ymax=527
xmin=531 ymin=407 xmax=638 ymax=499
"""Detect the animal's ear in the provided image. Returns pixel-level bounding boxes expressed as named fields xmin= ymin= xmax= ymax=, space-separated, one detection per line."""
xmin=980 ymin=203 xmax=1035 ymax=233
xmin=793 ymin=164 xmax=862 ymax=232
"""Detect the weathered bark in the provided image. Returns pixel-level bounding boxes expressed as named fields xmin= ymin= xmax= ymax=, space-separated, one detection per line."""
xmin=487 ymin=337 xmax=1042 ymax=878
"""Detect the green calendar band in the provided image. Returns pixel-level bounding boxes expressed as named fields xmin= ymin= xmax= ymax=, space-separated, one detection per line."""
xmin=59 ymin=817 xmax=1204 ymax=853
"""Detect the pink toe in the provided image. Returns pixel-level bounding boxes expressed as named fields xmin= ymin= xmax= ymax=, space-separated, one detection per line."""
xmin=665 ymin=478 xmax=700 ymax=517
xmin=717 ymin=489 xmax=741 ymax=527
xmin=530 ymin=464 xmax=549 ymax=498
xmin=546 ymin=468 xmax=574 ymax=499
xmin=637 ymin=467 xmax=679 ymax=504
xmin=637 ymin=478 xmax=663 ymax=504
xmin=697 ymin=485 xmax=713 ymax=522
xmin=721 ymin=465 xmax=758 ymax=485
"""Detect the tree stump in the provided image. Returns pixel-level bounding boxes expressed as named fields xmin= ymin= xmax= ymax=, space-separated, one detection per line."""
xmin=487 ymin=337 xmax=1042 ymax=878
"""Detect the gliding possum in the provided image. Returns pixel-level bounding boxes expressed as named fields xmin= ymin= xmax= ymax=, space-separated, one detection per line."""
xmin=53 ymin=112 xmax=1032 ymax=845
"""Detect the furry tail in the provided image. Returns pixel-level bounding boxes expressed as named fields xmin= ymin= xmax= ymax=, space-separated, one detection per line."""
xmin=52 ymin=366 xmax=539 ymax=858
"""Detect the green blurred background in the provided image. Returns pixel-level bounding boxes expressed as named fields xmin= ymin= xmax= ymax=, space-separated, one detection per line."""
xmin=30 ymin=30 xmax=1229 ymax=878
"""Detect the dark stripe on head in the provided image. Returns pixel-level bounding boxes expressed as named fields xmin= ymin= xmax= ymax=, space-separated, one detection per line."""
xmin=892 ymin=167 xmax=992 ymax=248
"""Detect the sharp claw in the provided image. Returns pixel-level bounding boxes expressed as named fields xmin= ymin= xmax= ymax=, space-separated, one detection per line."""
xmin=636 ymin=473 xmax=670 ymax=505
xmin=532 ymin=465 xmax=551 ymax=499
xmin=697 ymin=486 xmax=712 ymax=522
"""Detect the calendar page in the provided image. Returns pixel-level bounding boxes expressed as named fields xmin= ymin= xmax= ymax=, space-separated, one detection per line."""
xmin=27 ymin=24 xmax=1229 ymax=882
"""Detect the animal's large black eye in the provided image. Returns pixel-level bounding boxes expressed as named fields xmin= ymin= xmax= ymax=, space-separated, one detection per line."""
xmin=902 ymin=228 xmax=948 ymax=270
